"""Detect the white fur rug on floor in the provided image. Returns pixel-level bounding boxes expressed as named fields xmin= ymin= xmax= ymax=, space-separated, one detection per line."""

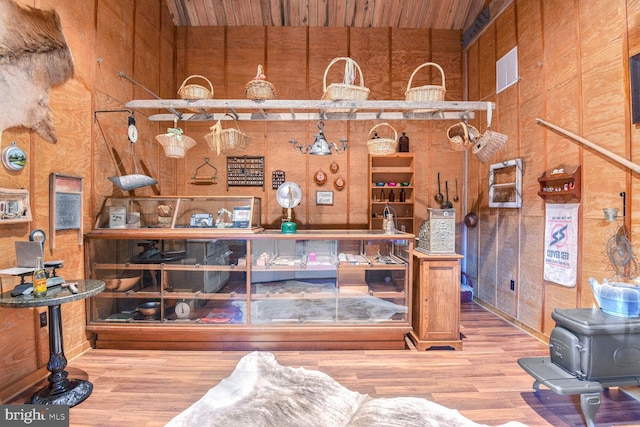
xmin=166 ymin=352 xmax=527 ymax=427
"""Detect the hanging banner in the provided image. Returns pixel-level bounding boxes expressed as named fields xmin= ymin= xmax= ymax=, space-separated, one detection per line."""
xmin=544 ymin=203 xmax=580 ymax=287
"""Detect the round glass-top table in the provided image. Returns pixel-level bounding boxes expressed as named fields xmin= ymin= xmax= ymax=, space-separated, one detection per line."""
xmin=0 ymin=279 xmax=104 ymax=406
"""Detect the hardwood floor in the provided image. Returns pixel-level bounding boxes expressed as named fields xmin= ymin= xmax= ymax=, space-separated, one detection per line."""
xmin=8 ymin=303 xmax=640 ymax=426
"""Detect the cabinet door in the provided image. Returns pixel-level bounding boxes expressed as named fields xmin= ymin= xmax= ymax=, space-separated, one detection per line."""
xmin=417 ymin=260 xmax=460 ymax=341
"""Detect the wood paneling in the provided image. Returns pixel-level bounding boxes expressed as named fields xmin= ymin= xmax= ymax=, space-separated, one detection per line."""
xmin=164 ymin=0 xmax=486 ymax=32
xmin=0 ymin=0 xmax=174 ymax=401
xmin=12 ymin=304 xmax=640 ymax=426
xmin=467 ymin=0 xmax=640 ymax=343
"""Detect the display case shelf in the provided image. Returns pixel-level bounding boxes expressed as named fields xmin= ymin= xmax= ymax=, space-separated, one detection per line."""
xmin=94 ymin=196 xmax=262 ymax=232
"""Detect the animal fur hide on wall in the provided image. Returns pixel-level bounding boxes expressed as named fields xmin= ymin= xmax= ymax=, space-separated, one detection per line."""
xmin=0 ymin=0 xmax=74 ymax=143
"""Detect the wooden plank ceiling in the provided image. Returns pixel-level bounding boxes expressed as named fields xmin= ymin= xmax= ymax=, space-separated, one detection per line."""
xmin=164 ymin=0 xmax=489 ymax=32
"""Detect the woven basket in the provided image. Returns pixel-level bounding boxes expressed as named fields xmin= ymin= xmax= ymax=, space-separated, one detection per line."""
xmin=447 ymin=121 xmax=480 ymax=151
xmin=321 ymin=57 xmax=370 ymax=112
xmin=405 ymin=63 xmax=446 ymax=113
xmin=178 ymin=75 xmax=214 ymax=100
xmin=205 ymin=115 xmax=250 ymax=155
xmin=472 ymin=129 xmax=509 ymax=163
xmin=367 ymin=123 xmax=398 ymax=155
xmin=155 ymin=128 xmax=197 ymax=159
xmin=245 ymin=65 xmax=276 ymax=100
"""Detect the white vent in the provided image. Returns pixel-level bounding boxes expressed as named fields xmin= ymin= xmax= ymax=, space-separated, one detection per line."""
xmin=496 ymin=46 xmax=518 ymax=93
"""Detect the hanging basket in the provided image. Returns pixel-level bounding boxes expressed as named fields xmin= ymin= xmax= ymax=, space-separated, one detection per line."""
xmin=321 ymin=57 xmax=370 ymax=112
xmin=366 ymin=123 xmax=398 ymax=155
xmin=447 ymin=121 xmax=480 ymax=151
xmin=177 ymin=75 xmax=214 ymax=100
xmin=245 ymin=65 xmax=276 ymax=100
xmin=472 ymin=129 xmax=509 ymax=163
xmin=155 ymin=128 xmax=197 ymax=158
xmin=204 ymin=115 xmax=250 ymax=155
xmin=405 ymin=62 xmax=446 ymax=112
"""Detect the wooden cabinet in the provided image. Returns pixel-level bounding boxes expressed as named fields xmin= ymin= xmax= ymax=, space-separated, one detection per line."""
xmin=369 ymin=153 xmax=415 ymax=233
xmin=538 ymin=165 xmax=581 ymax=200
xmin=409 ymin=251 xmax=463 ymax=350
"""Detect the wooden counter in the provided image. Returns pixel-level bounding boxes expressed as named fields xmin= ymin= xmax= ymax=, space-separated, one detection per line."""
xmin=84 ymin=229 xmax=415 ymax=351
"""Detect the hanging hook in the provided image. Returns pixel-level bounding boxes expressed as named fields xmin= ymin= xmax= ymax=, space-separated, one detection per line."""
xmin=191 ymin=157 xmax=218 ymax=185
xmin=620 ymin=191 xmax=626 ymax=219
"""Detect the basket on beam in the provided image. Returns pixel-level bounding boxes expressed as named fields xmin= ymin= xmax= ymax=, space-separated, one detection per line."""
xmin=321 ymin=57 xmax=369 ymax=113
xmin=178 ymin=75 xmax=214 ymax=112
xmin=405 ymin=62 xmax=446 ymax=113
xmin=245 ymin=65 xmax=276 ymax=100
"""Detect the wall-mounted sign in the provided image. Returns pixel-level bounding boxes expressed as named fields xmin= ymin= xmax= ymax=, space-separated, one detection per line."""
xmin=316 ymin=191 xmax=333 ymax=206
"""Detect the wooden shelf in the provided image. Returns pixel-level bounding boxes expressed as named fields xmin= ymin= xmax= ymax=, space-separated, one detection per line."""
xmin=538 ymin=165 xmax=581 ymax=200
xmin=124 ymin=99 xmax=494 ymax=122
xmin=369 ymin=153 xmax=414 ymax=233
xmin=489 ymin=159 xmax=523 ymax=208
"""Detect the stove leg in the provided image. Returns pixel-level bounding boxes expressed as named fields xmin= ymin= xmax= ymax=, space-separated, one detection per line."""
xmin=580 ymin=392 xmax=600 ymax=427
xmin=532 ymin=379 xmax=541 ymax=391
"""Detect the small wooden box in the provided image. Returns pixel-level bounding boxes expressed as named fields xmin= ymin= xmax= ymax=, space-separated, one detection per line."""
xmin=416 ymin=208 xmax=455 ymax=254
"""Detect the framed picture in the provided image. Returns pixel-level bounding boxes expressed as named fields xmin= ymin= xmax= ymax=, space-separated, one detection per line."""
xmin=316 ymin=191 xmax=333 ymax=206
xmin=50 ymin=173 xmax=83 ymax=250
xmin=0 ymin=188 xmax=31 ymax=223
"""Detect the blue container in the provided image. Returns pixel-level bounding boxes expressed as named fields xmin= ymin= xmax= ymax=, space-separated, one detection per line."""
xmin=590 ymin=278 xmax=640 ymax=318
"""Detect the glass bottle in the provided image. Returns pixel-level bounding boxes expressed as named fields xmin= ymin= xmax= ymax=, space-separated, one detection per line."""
xmin=380 ymin=189 xmax=385 ymax=201
xmin=399 ymin=187 xmax=406 ymax=202
xmin=389 ymin=189 xmax=395 ymax=202
xmin=399 ymin=132 xmax=409 ymax=152
xmin=33 ymin=256 xmax=47 ymax=297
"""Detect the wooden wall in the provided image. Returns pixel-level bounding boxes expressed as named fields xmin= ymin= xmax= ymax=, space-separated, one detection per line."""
xmin=0 ymin=0 xmax=467 ymax=401
xmin=173 ymin=26 xmax=465 ymax=231
xmin=466 ymin=0 xmax=640 ymax=336
xmin=8 ymin=0 xmax=638 ymax=402
xmin=0 ymin=0 xmax=174 ymax=401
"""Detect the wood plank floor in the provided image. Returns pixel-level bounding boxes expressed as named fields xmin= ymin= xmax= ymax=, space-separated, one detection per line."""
xmin=8 ymin=303 xmax=640 ymax=426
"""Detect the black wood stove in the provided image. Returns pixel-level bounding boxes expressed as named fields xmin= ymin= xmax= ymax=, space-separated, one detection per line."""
xmin=519 ymin=308 xmax=640 ymax=427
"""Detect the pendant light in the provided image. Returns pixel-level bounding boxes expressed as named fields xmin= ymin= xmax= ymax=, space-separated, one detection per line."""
xmin=289 ymin=121 xmax=348 ymax=155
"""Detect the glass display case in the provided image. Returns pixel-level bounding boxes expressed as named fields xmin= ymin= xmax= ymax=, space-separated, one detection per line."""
xmin=84 ymin=223 xmax=414 ymax=350
xmin=94 ymin=196 xmax=261 ymax=231
xmin=86 ymin=237 xmax=248 ymax=323
xmin=249 ymin=235 xmax=410 ymax=325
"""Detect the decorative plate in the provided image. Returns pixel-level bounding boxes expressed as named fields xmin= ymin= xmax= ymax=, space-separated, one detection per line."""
xmin=314 ymin=169 xmax=327 ymax=186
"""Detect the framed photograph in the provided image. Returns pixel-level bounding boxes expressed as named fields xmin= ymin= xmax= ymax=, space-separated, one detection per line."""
xmin=316 ymin=191 xmax=333 ymax=206
xmin=0 ymin=188 xmax=31 ymax=223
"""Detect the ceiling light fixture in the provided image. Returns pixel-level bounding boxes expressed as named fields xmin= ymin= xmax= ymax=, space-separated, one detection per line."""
xmin=289 ymin=121 xmax=348 ymax=155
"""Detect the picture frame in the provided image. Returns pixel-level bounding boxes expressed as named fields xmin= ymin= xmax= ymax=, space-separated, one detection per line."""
xmin=50 ymin=173 xmax=83 ymax=250
xmin=316 ymin=191 xmax=333 ymax=206
xmin=0 ymin=187 xmax=31 ymax=223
